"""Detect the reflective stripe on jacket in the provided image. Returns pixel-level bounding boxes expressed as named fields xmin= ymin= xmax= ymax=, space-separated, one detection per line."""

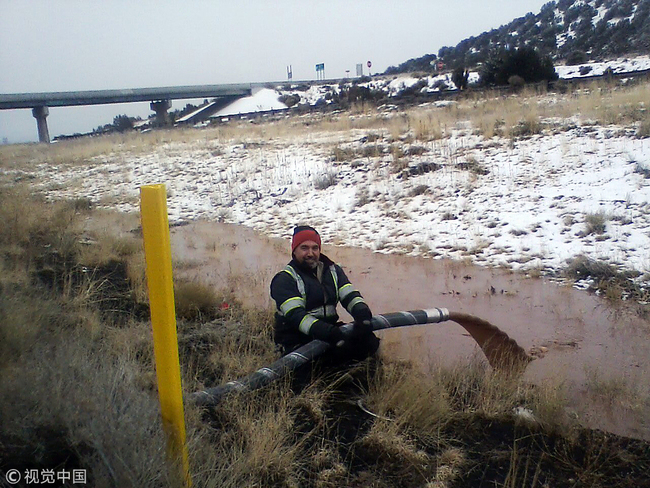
xmin=270 ymin=253 xmax=369 ymax=345
xmin=279 ymin=263 xmax=339 ymax=335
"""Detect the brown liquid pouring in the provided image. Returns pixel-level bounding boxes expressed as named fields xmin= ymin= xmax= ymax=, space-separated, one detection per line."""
xmin=448 ymin=311 xmax=532 ymax=372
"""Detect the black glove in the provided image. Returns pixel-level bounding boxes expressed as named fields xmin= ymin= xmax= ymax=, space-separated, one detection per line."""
xmin=353 ymin=319 xmax=374 ymax=336
xmin=311 ymin=320 xmax=346 ymax=346
xmin=328 ymin=326 xmax=346 ymax=347
xmin=352 ymin=303 xmax=373 ymax=336
xmin=352 ymin=303 xmax=373 ymax=322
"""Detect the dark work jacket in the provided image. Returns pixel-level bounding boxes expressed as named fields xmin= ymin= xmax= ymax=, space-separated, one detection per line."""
xmin=270 ymin=253 xmax=372 ymax=352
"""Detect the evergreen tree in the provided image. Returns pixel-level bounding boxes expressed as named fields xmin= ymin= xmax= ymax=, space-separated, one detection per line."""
xmin=479 ymin=47 xmax=558 ymax=87
xmin=452 ymin=67 xmax=470 ymax=90
xmin=112 ymin=115 xmax=133 ymax=132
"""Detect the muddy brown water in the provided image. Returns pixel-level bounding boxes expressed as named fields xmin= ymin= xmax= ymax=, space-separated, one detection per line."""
xmin=170 ymin=221 xmax=650 ymax=440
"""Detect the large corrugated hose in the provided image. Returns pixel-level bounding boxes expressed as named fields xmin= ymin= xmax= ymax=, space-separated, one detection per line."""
xmin=190 ymin=308 xmax=531 ymax=407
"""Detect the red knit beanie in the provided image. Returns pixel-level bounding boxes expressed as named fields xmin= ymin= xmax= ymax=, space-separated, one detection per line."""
xmin=291 ymin=226 xmax=321 ymax=252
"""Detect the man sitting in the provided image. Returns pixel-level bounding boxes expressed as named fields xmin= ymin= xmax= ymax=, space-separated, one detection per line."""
xmin=270 ymin=225 xmax=380 ymax=362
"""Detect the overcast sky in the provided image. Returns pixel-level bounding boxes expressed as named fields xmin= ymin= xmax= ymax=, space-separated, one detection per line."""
xmin=1 ymin=0 xmax=549 ymax=143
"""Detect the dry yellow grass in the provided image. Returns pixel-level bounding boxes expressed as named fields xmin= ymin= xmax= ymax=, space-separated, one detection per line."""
xmin=184 ymin=388 xmax=303 ymax=488
xmin=366 ymin=357 xmax=569 ymax=436
xmin=412 ymin=112 xmax=444 ymax=141
xmin=0 ymin=189 xmax=173 ymax=480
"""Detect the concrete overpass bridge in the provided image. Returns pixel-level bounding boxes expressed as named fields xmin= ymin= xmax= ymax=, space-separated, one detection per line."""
xmin=0 ymin=84 xmax=252 ymax=143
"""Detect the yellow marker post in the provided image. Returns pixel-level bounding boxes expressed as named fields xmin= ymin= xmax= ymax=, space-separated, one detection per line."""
xmin=140 ymin=184 xmax=191 ymax=487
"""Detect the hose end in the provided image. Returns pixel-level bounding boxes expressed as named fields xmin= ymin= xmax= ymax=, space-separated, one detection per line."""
xmin=424 ymin=307 xmax=449 ymax=323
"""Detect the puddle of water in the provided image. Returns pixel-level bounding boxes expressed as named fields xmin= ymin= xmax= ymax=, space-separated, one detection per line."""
xmin=170 ymin=221 xmax=650 ymax=440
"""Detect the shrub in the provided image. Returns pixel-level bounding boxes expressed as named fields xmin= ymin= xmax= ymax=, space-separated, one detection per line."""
xmin=332 ymin=145 xmax=356 ymax=162
xmin=635 ymin=163 xmax=650 ymax=178
xmin=566 ymin=50 xmax=588 ymax=65
xmin=405 ymin=145 xmax=427 ymax=156
xmin=363 ymin=133 xmax=383 ymax=143
xmin=397 ymin=80 xmax=428 ymax=98
xmin=354 ymin=187 xmax=372 ymax=208
xmin=452 ymin=67 xmax=470 ymax=90
xmin=457 ymin=159 xmax=489 ymax=175
xmin=432 ymin=79 xmax=449 ymax=91
xmin=113 ymin=114 xmax=134 ymax=132
xmin=583 ymin=211 xmax=608 ymax=235
xmin=174 ymin=280 xmax=220 ymax=320
xmin=480 ymin=47 xmax=558 ymax=87
xmin=215 ymin=207 xmax=232 ymax=223
xmin=579 ymin=65 xmax=593 ymax=76
xmin=408 ymin=184 xmax=430 ymax=197
xmin=314 ymin=170 xmax=338 ymax=190
xmin=413 ymin=115 xmax=442 ymax=141
xmin=510 ymin=118 xmax=542 ymax=138
xmin=278 ymin=94 xmax=300 ymax=108
xmin=637 ymin=117 xmax=650 ymax=139
xmin=564 ymin=255 xmax=644 ymax=301
xmin=360 ymin=144 xmax=384 ymax=158
xmin=508 ymin=75 xmax=526 ymax=89
xmin=339 ymin=85 xmax=384 ymax=105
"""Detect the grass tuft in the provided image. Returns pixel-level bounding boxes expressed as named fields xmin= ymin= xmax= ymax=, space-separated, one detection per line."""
xmin=634 ymin=162 xmax=650 ymax=178
xmin=314 ymin=170 xmax=338 ymax=190
xmin=583 ymin=211 xmax=608 ymax=235
xmin=174 ymin=279 xmax=222 ymax=320
xmin=564 ymin=255 xmax=648 ymax=302
xmin=637 ymin=116 xmax=650 ymax=138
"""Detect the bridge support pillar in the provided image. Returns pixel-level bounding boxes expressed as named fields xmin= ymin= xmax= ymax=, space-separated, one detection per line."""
xmin=150 ymin=99 xmax=171 ymax=126
xmin=32 ymin=106 xmax=50 ymax=143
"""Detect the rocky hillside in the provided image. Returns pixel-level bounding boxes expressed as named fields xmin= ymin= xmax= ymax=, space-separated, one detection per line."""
xmin=386 ymin=0 xmax=650 ymax=74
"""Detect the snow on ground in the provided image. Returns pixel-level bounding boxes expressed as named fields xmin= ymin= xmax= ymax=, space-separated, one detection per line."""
xmin=8 ymin=56 xmax=650 ymax=286
xmin=276 ymin=55 xmax=650 ymax=107
xmin=215 ymin=88 xmax=288 ymax=117
xmin=163 ymin=56 xmax=650 ymax=130
xmin=179 ymin=55 xmax=650 ymax=125
xmin=556 ymin=55 xmax=650 ymax=79
xmin=21 ymin=107 xmax=650 ymax=286
xmin=277 ymin=56 xmax=650 ymax=105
